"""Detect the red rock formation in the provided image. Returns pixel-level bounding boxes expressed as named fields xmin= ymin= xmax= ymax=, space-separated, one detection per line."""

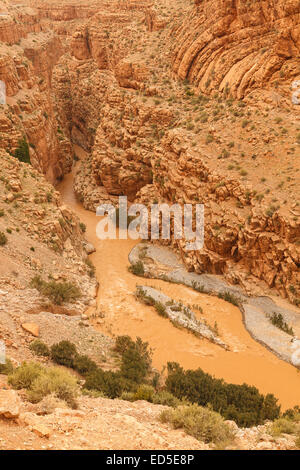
xmin=172 ymin=0 xmax=300 ymax=98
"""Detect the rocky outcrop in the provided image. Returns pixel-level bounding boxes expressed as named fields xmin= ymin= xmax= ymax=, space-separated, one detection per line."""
xmin=172 ymin=0 xmax=300 ymax=98
xmin=136 ymin=130 xmax=300 ymax=304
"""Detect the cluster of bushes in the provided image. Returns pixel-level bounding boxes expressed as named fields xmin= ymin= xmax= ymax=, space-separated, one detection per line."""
xmin=30 ymin=276 xmax=81 ymax=305
xmin=217 ymin=291 xmax=241 ymax=307
xmin=164 ymin=363 xmax=280 ymax=427
xmin=29 ymin=337 xmax=281 ymax=427
xmin=269 ymin=312 xmax=294 ymax=336
xmin=85 ymin=336 xmax=153 ymax=398
xmin=30 ymin=340 xmax=98 ymax=377
xmin=7 ymin=362 xmax=78 ymax=408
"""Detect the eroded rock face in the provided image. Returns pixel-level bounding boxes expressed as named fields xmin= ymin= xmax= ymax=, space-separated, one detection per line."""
xmin=137 ymin=130 xmax=299 ymax=302
xmin=172 ymin=0 xmax=300 ymax=98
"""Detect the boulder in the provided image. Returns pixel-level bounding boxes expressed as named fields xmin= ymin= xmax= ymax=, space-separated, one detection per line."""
xmin=21 ymin=322 xmax=40 ymax=337
xmin=0 ymin=390 xmax=21 ymax=419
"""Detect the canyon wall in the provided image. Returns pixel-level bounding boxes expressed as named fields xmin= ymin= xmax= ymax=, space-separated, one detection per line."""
xmin=172 ymin=0 xmax=300 ymax=98
xmin=0 ymin=0 xmax=299 ymax=303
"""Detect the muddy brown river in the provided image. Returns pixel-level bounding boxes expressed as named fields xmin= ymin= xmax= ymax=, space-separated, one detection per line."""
xmin=58 ymin=150 xmax=300 ymax=410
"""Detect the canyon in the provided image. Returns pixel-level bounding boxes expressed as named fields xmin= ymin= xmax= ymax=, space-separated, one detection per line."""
xmin=0 ymin=0 xmax=299 ymax=451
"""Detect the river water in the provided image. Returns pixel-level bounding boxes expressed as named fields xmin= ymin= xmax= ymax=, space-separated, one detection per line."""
xmin=58 ymin=150 xmax=300 ymax=410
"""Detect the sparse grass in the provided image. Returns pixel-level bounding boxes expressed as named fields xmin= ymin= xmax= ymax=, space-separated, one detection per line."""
xmin=128 ymin=261 xmax=145 ymax=277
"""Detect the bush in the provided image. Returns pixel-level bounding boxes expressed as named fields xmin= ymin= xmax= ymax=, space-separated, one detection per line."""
xmin=79 ymin=223 xmax=86 ymax=233
xmin=30 ymin=276 xmax=81 ymax=305
xmin=0 ymin=358 xmax=14 ymax=375
xmin=269 ymin=312 xmax=294 ymax=336
xmin=13 ymin=138 xmax=30 ymax=164
xmin=73 ymin=354 xmax=98 ymax=376
xmin=8 ymin=362 xmax=43 ymax=389
xmin=51 ymin=341 xmax=78 ymax=368
xmin=0 ymin=231 xmax=8 ymax=246
xmin=218 ymin=291 xmax=241 ymax=307
xmin=29 ymin=340 xmax=50 ymax=357
xmin=120 ymin=391 xmax=136 ymax=402
xmin=270 ymin=418 xmax=297 ymax=437
xmin=128 ymin=261 xmax=145 ymax=277
xmin=155 ymin=302 xmax=168 ymax=318
xmin=134 ymin=384 xmax=155 ymax=402
xmin=283 ymin=406 xmax=300 ymax=421
xmin=8 ymin=361 xmax=78 ymax=407
xmin=115 ymin=336 xmax=152 ymax=385
xmin=27 ymin=366 xmax=78 ymax=408
xmin=165 ymin=362 xmax=280 ymax=427
xmin=114 ymin=335 xmax=135 ymax=355
xmin=152 ymin=390 xmax=182 ymax=408
xmin=84 ymin=369 xmax=134 ymax=399
xmin=160 ymin=404 xmax=235 ymax=446
xmin=121 ymin=347 xmax=148 ymax=384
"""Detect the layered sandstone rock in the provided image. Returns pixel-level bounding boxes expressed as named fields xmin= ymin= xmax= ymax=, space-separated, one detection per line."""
xmin=136 ymin=129 xmax=300 ymax=303
xmin=172 ymin=0 xmax=300 ymax=98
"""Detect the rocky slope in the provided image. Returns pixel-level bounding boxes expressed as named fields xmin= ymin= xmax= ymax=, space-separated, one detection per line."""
xmin=172 ymin=0 xmax=300 ymax=99
xmin=0 ymin=150 xmax=100 ymax=364
xmin=0 ymin=376 xmax=298 ymax=450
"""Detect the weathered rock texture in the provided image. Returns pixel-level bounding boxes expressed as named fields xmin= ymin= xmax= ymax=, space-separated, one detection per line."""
xmin=172 ymin=0 xmax=300 ymax=98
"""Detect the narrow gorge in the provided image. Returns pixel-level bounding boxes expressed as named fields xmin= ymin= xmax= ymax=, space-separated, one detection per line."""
xmin=0 ymin=0 xmax=300 ymax=451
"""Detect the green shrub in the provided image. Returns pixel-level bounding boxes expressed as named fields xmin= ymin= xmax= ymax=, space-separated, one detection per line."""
xmin=120 ymin=338 xmax=152 ymax=384
xmin=85 ymin=258 xmax=96 ymax=278
xmin=115 ymin=336 xmax=152 ymax=383
xmin=79 ymin=222 xmax=86 ymax=233
xmin=128 ymin=261 xmax=145 ymax=276
xmin=0 ymin=232 xmax=8 ymax=246
xmin=155 ymin=302 xmax=168 ymax=318
xmin=84 ymin=369 xmax=134 ymax=399
xmin=152 ymin=390 xmax=182 ymax=408
xmin=114 ymin=335 xmax=135 ymax=355
xmin=13 ymin=138 xmax=30 ymax=164
xmin=8 ymin=362 xmax=43 ymax=389
xmin=165 ymin=362 xmax=280 ymax=427
xmin=29 ymin=340 xmax=50 ymax=357
xmin=27 ymin=367 xmax=78 ymax=408
xmin=218 ymin=291 xmax=241 ymax=307
xmin=120 ymin=391 xmax=136 ymax=402
xmin=134 ymin=384 xmax=155 ymax=402
xmin=73 ymin=354 xmax=98 ymax=376
xmin=30 ymin=276 xmax=81 ymax=305
xmin=283 ymin=406 xmax=300 ymax=421
xmin=269 ymin=312 xmax=294 ymax=336
xmin=8 ymin=361 xmax=78 ymax=408
xmin=270 ymin=418 xmax=297 ymax=437
xmin=0 ymin=358 xmax=14 ymax=375
xmin=51 ymin=341 xmax=77 ymax=368
xmin=160 ymin=404 xmax=235 ymax=446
